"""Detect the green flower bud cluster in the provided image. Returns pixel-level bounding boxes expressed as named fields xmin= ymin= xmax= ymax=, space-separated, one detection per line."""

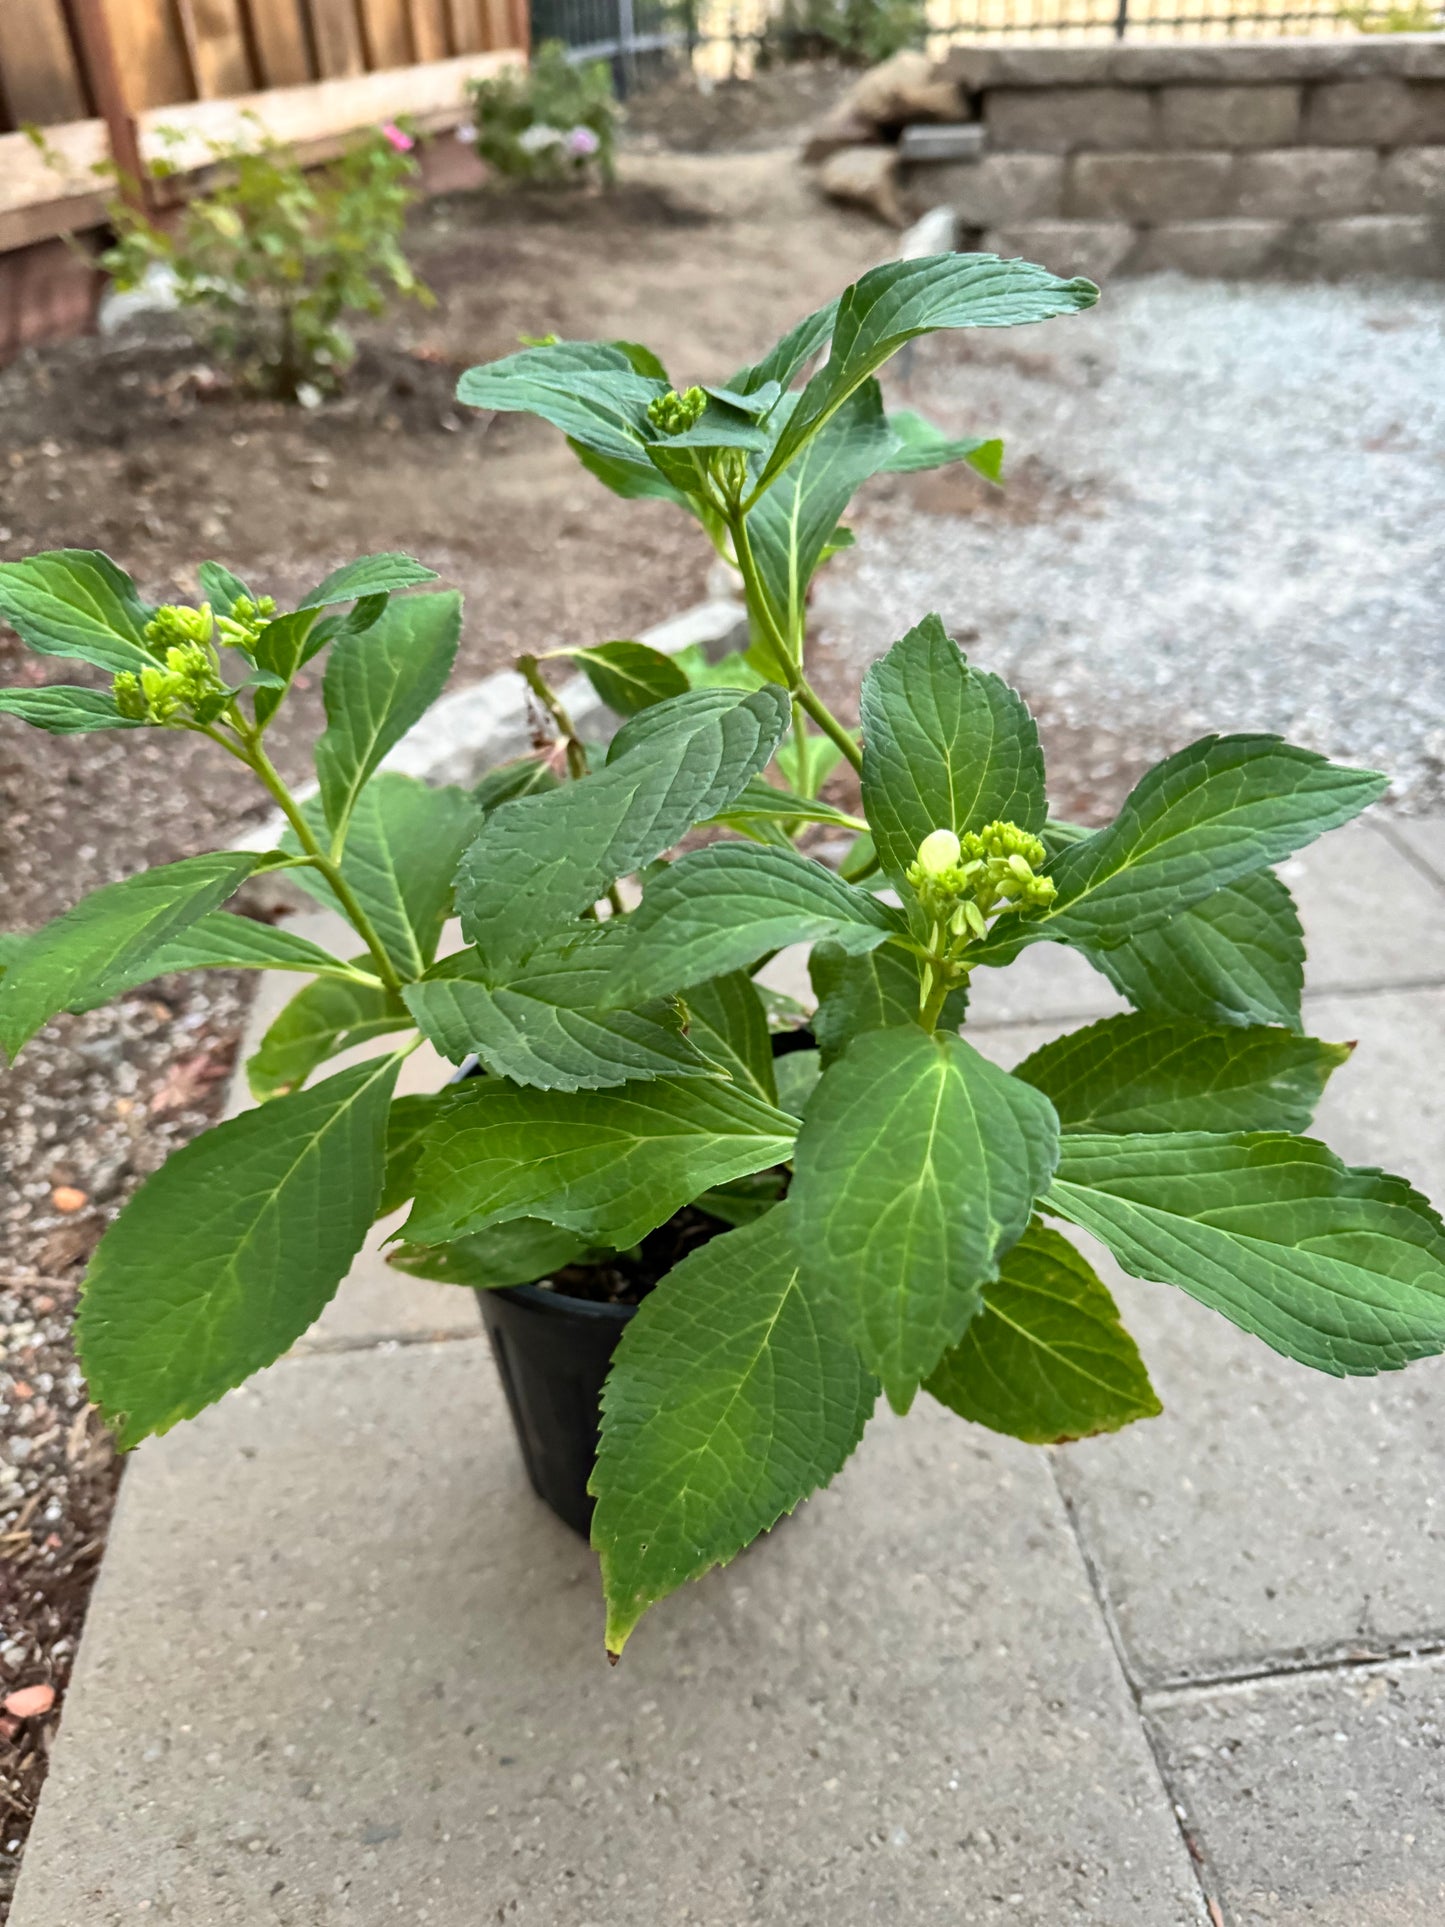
xmin=143 ymin=601 xmax=214 ymax=655
xmin=905 ymin=819 xmax=1056 ymax=941
xmin=116 ymin=603 xmax=227 ymax=724
xmin=647 ymin=385 xmax=707 ymax=437
xmin=215 ymin=593 xmax=276 ymax=651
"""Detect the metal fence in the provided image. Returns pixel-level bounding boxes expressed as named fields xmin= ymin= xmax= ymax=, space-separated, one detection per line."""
xmin=540 ymin=0 xmax=1440 ymax=80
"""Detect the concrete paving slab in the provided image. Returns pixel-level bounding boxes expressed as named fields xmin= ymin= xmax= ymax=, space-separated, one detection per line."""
xmin=984 ymin=985 xmax=1445 ymax=1691
xmin=1055 ymin=1267 xmax=1445 ymax=1690
xmin=1379 ymin=815 xmax=1445 ymax=895
xmin=1146 ymin=1657 xmax=1445 ymax=1925
xmin=1279 ymin=819 xmax=1445 ymax=995
xmin=12 ymin=1343 xmax=1209 ymax=1927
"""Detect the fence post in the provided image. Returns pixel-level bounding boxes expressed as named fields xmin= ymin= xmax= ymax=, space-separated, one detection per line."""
xmin=66 ymin=0 xmax=154 ymax=210
xmin=1113 ymin=0 xmax=1129 ymax=37
xmin=616 ymin=0 xmax=638 ymax=98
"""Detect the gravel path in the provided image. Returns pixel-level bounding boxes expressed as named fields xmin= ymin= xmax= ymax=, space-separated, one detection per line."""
xmin=818 ymin=273 xmax=1445 ymax=822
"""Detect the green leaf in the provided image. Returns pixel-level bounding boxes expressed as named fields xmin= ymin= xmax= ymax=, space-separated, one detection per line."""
xmin=925 ymin=1220 xmax=1160 ymax=1444
xmin=78 ymin=1054 xmax=401 ymax=1447
xmin=775 ymin=720 xmax=845 ymax=798
xmin=196 ymin=561 xmax=253 ymax=618
xmin=727 ymin=298 xmax=840 ymax=396
xmin=0 ymin=549 xmax=153 ymax=674
xmin=758 ymin=255 xmax=1097 ymax=490
xmin=247 ymin=974 xmax=409 ymax=1100
xmin=299 ymin=553 xmax=439 ymax=609
xmin=1048 ymin=1133 xmax=1445 ymax=1378
xmin=774 ymin=1047 xmax=821 ymax=1116
xmin=809 ymin=940 xmax=965 ymax=1067
xmin=568 ymin=437 xmax=692 ymax=508
xmin=404 ymin=931 xmax=710 ymax=1091
xmin=746 ymin=382 xmax=894 ymax=646
xmin=249 ymin=608 xmax=322 ymax=727
xmin=707 ymin=776 xmax=866 ymax=836
xmin=0 ymin=851 xmax=261 ymax=1059
xmin=144 ymin=911 xmax=361 ymax=978
xmin=680 ymin=971 xmax=777 ymax=1104
xmin=406 ymin=1074 xmax=798 ymax=1250
xmin=286 ymin=776 xmax=480 ymax=979
xmin=1036 ymin=737 xmax=1387 ymax=953
xmin=389 ymin=1219 xmax=595 ymax=1288
xmin=457 ymin=342 xmax=661 ymax=469
xmin=880 ymin=414 xmax=1003 ymax=480
xmin=860 ymin=616 xmax=1046 ymax=888
xmin=612 ymin=339 xmax=670 ymax=381
xmin=315 ymin=591 xmax=461 ymax=836
xmin=1083 ymin=869 xmax=1305 ymax=1031
xmin=454 ymin=685 xmax=790 ymax=972
xmin=560 ymin=639 xmax=690 ymax=717
xmin=0 ymin=686 xmax=142 ymax=734
xmin=379 ymin=1091 xmax=452 ymax=1217
xmin=591 ymin=1202 xmax=876 ymax=1656
xmin=792 ymin=1025 xmax=1060 ymax=1413
xmin=1015 ymin=1013 xmax=1349 ymax=1136
xmin=695 ymin=1170 xmax=787 ymax=1226
xmin=472 ymin=754 xmax=561 ymax=814
xmin=607 ymin=844 xmax=903 ymax=1005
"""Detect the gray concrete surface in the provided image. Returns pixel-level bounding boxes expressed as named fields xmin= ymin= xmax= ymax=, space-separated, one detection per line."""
xmin=12 ymin=813 xmax=1445 ymax=1926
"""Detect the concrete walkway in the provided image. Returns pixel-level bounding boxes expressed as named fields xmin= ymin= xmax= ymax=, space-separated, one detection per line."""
xmin=12 ymin=815 xmax=1445 ymax=1927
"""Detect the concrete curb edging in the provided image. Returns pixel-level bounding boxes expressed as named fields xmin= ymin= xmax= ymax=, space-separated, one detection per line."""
xmin=236 ymin=594 xmax=748 ymax=850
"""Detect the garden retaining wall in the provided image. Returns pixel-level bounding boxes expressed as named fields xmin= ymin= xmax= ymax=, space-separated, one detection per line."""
xmin=895 ymin=37 xmax=1445 ymax=279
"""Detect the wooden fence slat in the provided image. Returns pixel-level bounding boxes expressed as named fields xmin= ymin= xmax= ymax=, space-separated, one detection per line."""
xmin=100 ymin=0 xmax=194 ymax=106
xmin=406 ymin=0 xmax=452 ymax=61
xmin=245 ymin=0 xmax=315 ymax=85
xmin=479 ymin=0 xmax=511 ymax=50
xmin=445 ymin=0 xmax=485 ymax=54
xmin=358 ymin=0 xmax=414 ymax=68
xmin=306 ymin=0 xmax=366 ymax=74
xmin=0 ymin=0 xmax=88 ymax=125
xmin=188 ymin=0 xmax=257 ymax=95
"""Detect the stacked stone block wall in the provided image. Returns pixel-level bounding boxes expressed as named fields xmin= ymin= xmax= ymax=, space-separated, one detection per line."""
xmin=901 ymin=36 xmax=1445 ymax=279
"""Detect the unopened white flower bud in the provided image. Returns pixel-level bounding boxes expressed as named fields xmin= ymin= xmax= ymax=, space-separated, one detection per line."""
xmin=915 ymin=828 xmax=962 ymax=876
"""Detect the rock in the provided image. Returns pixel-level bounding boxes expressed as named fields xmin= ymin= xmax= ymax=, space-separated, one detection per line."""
xmin=845 ymin=51 xmax=963 ymax=130
xmin=4 ymin=1683 xmax=57 ymax=1720
xmin=801 ymin=104 xmax=880 ymax=166
xmin=813 ymin=146 xmax=905 ymax=227
xmin=898 ymin=204 xmax=959 ymax=258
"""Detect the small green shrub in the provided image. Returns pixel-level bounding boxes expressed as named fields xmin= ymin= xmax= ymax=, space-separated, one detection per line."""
xmin=469 ymin=41 xmax=618 ymax=187
xmin=100 ymin=118 xmax=431 ymax=401
xmin=756 ymin=0 xmax=927 ymax=68
xmin=1337 ymin=0 xmax=1439 ymax=27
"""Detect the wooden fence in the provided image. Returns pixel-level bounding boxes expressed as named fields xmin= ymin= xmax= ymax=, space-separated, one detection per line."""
xmin=0 ymin=0 xmax=528 ymax=254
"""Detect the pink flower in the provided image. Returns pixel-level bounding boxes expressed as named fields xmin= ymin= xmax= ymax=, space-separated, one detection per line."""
xmin=566 ymin=125 xmax=600 ymax=158
xmin=381 ymin=122 xmax=414 ymax=153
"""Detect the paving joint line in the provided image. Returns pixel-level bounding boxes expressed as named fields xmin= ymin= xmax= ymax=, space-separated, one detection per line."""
xmin=288 ymin=1326 xmax=487 ymax=1361
xmin=1138 ymin=1636 xmax=1445 ymax=1707
xmin=1045 ymin=1456 xmax=1226 ymax=1926
xmin=1373 ymin=816 xmax=1445 ymax=898
xmin=963 ymin=976 xmax=1445 ymax=1040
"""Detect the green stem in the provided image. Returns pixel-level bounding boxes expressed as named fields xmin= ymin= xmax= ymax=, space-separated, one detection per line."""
xmin=725 ymin=503 xmax=797 ymax=685
xmin=206 ymin=723 xmax=405 ymax=993
xmin=793 ymin=682 xmax=862 ymax=775
xmin=790 ymin=698 xmax=811 ymax=799
xmin=519 ymin=654 xmax=587 ymax=783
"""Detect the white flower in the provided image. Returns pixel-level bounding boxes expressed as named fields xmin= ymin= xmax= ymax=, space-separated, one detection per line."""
xmin=518 ymin=123 xmax=566 ymax=154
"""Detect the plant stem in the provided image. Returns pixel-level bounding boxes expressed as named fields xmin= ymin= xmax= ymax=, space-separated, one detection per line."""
xmin=790 ymin=698 xmax=811 ymax=797
xmin=793 ymin=682 xmax=862 ymax=774
xmin=518 ymin=654 xmax=588 ymax=782
xmin=206 ymin=722 xmax=405 ymax=993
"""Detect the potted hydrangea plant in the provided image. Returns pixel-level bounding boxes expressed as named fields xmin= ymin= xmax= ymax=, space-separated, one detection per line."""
xmin=3 ymin=254 xmax=1443 ymax=1664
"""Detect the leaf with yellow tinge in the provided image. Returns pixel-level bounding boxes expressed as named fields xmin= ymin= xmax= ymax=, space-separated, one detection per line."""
xmin=926 ymin=1220 xmax=1159 ymax=1443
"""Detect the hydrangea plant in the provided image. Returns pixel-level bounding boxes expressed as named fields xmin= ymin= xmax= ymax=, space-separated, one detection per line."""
xmin=2 ymin=255 xmax=1444 ymax=1662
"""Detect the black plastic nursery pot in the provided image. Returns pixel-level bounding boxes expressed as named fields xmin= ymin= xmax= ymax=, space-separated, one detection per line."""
xmin=462 ymin=1027 xmax=814 ymax=1537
